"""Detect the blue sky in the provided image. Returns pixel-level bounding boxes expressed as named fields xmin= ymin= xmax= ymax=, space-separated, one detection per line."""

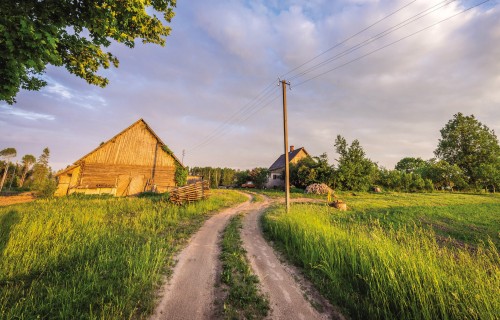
xmin=1 ymin=0 xmax=499 ymax=171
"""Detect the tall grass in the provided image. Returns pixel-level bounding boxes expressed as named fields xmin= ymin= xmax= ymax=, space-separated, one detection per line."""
xmin=0 ymin=190 xmax=247 ymax=319
xmin=263 ymin=203 xmax=500 ymax=319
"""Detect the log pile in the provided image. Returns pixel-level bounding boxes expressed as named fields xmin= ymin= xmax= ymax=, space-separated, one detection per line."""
xmin=170 ymin=180 xmax=210 ymax=205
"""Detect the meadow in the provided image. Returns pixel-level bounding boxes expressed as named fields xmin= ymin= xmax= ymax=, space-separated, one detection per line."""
xmin=0 ymin=190 xmax=247 ymax=319
xmin=262 ymin=192 xmax=500 ymax=319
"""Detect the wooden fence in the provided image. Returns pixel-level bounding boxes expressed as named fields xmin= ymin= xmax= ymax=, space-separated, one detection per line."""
xmin=170 ymin=180 xmax=210 ymax=205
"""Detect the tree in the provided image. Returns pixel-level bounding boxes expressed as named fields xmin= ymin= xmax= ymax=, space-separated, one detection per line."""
xmin=30 ymin=147 xmax=56 ymax=196
xmin=477 ymin=161 xmax=500 ymax=193
xmin=334 ymin=135 xmax=378 ymax=191
xmin=421 ymin=160 xmax=466 ymax=191
xmin=435 ymin=113 xmax=500 ymax=186
xmin=0 ymin=147 xmax=17 ymax=191
xmin=19 ymin=154 xmax=36 ymax=187
xmin=249 ymin=168 xmax=270 ymax=189
xmin=290 ymin=153 xmax=334 ymax=189
xmin=1 ymin=0 xmax=176 ymax=104
xmin=395 ymin=157 xmax=426 ymax=173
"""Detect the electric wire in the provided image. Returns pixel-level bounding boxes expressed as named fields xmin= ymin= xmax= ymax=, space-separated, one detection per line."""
xmin=281 ymin=0 xmax=419 ymax=79
xmin=288 ymin=0 xmax=457 ymax=81
xmin=294 ymin=0 xmax=492 ymax=88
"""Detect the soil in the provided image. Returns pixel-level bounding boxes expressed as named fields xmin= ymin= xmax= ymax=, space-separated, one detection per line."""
xmin=0 ymin=192 xmax=36 ymax=207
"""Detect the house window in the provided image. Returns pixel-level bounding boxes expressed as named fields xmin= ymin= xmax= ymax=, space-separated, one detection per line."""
xmin=273 ymin=174 xmax=277 ymax=180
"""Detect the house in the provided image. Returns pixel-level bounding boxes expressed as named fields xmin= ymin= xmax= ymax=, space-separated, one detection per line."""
xmin=266 ymin=146 xmax=310 ymax=188
xmin=54 ymin=119 xmax=184 ymax=196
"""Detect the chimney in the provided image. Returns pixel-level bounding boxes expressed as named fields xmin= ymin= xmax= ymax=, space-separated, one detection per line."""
xmin=290 ymin=145 xmax=295 ymax=152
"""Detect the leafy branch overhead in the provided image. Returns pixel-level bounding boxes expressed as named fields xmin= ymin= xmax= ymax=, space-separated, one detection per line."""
xmin=0 ymin=0 xmax=176 ymax=104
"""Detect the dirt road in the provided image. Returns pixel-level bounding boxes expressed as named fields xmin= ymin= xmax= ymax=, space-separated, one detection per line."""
xmin=152 ymin=193 xmax=340 ymax=319
xmin=151 ymin=196 xmax=252 ymax=320
xmin=241 ymin=198 xmax=338 ymax=320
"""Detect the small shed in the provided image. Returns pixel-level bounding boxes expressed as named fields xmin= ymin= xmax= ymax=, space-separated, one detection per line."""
xmin=54 ymin=119 xmax=184 ymax=196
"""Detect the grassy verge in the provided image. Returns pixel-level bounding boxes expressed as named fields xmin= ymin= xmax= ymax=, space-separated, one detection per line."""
xmin=0 ymin=190 xmax=247 ymax=319
xmin=262 ymin=194 xmax=500 ymax=319
xmin=219 ymin=214 xmax=269 ymax=319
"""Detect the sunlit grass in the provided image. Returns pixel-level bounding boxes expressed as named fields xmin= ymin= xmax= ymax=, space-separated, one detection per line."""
xmin=0 ymin=190 xmax=247 ymax=319
xmin=263 ymin=193 xmax=500 ymax=319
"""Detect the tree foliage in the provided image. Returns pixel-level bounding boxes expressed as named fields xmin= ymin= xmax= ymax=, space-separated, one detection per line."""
xmin=0 ymin=147 xmax=17 ymax=191
xmin=290 ymin=153 xmax=333 ymax=189
xmin=395 ymin=157 xmax=426 ymax=173
xmin=1 ymin=0 xmax=176 ymax=104
xmin=29 ymin=147 xmax=56 ymax=197
xmin=249 ymin=167 xmax=269 ymax=189
xmin=19 ymin=154 xmax=36 ymax=187
xmin=435 ymin=113 xmax=500 ymax=186
xmin=334 ymin=135 xmax=378 ymax=191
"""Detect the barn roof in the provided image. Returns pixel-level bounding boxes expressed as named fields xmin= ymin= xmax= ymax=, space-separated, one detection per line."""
xmin=55 ymin=119 xmax=184 ymax=176
xmin=269 ymin=147 xmax=309 ymax=171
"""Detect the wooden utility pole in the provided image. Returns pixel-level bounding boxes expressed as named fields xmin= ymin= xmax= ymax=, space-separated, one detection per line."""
xmin=281 ymin=79 xmax=290 ymax=212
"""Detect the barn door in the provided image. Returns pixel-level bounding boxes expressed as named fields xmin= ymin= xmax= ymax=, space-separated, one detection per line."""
xmin=128 ymin=175 xmax=145 ymax=196
xmin=116 ymin=175 xmax=131 ymax=196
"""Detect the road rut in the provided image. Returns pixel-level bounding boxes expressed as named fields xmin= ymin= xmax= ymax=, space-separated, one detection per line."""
xmin=241 ymin=198 xmax=335 ymax=319
xmin=151 ymin=196 xmax=251 ymax=320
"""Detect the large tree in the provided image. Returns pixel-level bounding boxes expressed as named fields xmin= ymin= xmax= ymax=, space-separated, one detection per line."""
xmin=1 ymin=0 xmax=176 ymax=104
xmin=435 ymin=113 xmax=500 ymax=186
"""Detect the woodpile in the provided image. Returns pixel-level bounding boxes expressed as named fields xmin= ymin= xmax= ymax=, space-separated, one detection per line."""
xmin=305 ymin=183 xmax=333 ymax=195
xmin=170 ymin=180 xmax=210 ymax=205
xmin=329 ymin=200 xmax=347 ymax=211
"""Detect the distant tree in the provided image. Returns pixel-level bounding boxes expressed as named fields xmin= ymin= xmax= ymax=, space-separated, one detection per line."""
xmin=221 ymin=168 xmax=236 ymax=187
xmin=19 ymin=154 xmax=36 ymax=187
xmin=421 ymin=160 xmax=466 ymax=191
xmin=334 ymin=135 xmax=378 ymax=191
xmin=290 ymin=153 xmax=334 ymax=189
xmin=235 ymin=170 xmax=250 ymax=187
xmin=249 ymin=168 xmax=270 ymax=189
xmin=1 ymin=0 xmax=176 ymax=104
xmin=29 ymin=147 xmax=56 ymax=196
xmin=0 ymin=147 xmax=17 ymax=191
xmin=477 ymin=161 xmax=500 ymax=193
xmin=435 ymin=113 xmax=500 ymax=186
xmin=395 ymin=157 xmax=426 ymax=173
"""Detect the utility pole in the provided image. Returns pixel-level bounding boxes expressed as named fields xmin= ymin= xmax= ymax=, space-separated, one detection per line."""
xmin=182 ymin=149 xmax=185 ymax=165
xmin=281 ymin=79 xmax=290 ymax=212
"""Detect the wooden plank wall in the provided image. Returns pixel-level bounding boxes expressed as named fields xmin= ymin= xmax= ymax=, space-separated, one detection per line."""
xmin=79 ymin=163 xmax=176 ymax=190
xmin=84 ymin=121 xmax=176 ymax=167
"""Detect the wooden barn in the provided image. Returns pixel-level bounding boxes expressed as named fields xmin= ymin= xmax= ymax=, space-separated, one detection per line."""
xmin=54 ymin=119 xmax=184 ymax=196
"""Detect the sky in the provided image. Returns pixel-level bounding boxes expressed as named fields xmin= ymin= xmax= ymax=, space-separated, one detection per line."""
xmin=1 ymin=0 xmax=499 ymax=171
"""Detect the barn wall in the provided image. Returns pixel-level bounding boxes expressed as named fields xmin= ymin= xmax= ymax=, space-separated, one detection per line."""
xmin=78 ymin=163 xmax=176 ymax=191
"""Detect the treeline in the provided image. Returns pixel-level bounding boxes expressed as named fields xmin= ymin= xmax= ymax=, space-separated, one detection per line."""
xmin=290 ymin=113 xmax=500 ymax=192
xmin=0 ymin=147 xmax=55 ymax=196
xmin=189 ymin=167 xmax=269 ymax=188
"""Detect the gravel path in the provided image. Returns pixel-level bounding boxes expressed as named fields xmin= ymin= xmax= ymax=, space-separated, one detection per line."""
xmin=151 ymin=195 xmax=252 ymax=320
xmin=241 ymin=198 xmax=339 ymax=320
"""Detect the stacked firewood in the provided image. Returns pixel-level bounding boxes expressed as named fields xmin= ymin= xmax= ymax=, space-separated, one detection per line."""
xmin=170 ymin=180 xmax=210 ymax=205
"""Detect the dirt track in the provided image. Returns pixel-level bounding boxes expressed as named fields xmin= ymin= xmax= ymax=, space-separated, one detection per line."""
xmin=151 ymin=195 xmax=252 ymax=320
xmin=0 ymin=192 xmax=36 ymax=207
xmin=151 ymin=193 xmax=340 ymax=320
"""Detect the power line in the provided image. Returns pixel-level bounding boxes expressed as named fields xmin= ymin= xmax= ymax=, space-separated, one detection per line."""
xmin=294 ymin=0 xmax=491 ymax=88
xmin=288 ymin=0 xmax=457 ymax=81
xmin=281 ymin=0 xmax=419 ymax=79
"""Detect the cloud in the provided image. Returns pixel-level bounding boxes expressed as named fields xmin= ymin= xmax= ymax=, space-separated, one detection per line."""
xmin=1 ymin=0 xmax=499 ymax=170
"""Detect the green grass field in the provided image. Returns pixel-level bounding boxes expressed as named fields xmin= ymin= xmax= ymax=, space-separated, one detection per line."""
xmin=262 ymin=192 xmax=500 ymax=319
xmin=0 ymin=190 xmax=247 ymax=319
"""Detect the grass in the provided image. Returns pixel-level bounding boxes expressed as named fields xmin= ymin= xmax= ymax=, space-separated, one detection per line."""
xmin=218 ymin=214 xmax=269 ymax=319
xmin=262 ymin=192 xmax=500 ymax=319
xmin=0 ymin=190 xmax=247 ymax=319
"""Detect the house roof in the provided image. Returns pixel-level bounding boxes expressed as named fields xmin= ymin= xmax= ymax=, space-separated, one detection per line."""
xmin=269 ymin=147 xmax=309 ymax=171
xmin=55 ymin=119 xmax=184 ymax=176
